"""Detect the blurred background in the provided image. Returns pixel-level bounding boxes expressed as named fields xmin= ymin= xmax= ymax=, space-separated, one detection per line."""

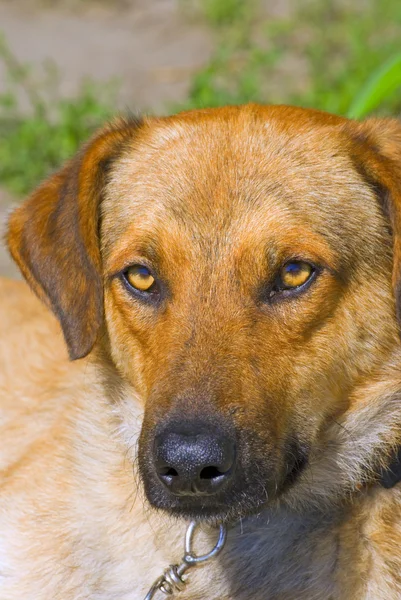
xmin=1 ymin=0 xmax=400 ymax=277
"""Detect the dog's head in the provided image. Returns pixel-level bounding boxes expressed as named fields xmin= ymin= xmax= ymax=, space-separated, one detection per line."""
xmin=7 ymin=105 xmax=401 ymax=521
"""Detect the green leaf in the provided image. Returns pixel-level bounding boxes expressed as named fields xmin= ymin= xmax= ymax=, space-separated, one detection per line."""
xmin=347 ymin=54 xmax=401 ymax=119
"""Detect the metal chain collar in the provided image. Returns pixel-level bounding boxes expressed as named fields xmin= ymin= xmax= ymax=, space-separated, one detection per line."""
xmin=144 ymin=522 xmax=227 ymax=599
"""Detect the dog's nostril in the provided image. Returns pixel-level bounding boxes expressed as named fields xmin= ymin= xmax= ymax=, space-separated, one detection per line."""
xmin=160 ymin=467 xmax=179 ymax=477
xmin=199 ymin=466 xmax=226 ymax=480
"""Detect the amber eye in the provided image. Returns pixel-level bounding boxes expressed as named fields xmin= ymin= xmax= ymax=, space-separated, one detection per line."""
xmin=125 ymin=265 xmax=156 ymax=292
xmin=279 ymin=261 xmax=314 ymax=289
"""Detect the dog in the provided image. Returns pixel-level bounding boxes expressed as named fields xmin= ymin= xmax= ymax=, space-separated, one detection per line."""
xmin=1 ymin=104 xmax=401 ymax=599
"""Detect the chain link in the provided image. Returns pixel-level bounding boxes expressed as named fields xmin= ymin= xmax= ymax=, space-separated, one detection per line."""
xmin=144 ymin=522 xmax=227 ymax=600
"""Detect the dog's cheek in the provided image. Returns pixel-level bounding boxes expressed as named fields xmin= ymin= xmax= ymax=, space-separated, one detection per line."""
xmin=102 ymin=287 xmax=151 ymax=398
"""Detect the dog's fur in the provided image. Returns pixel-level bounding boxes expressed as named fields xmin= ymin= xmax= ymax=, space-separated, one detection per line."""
xmin=2 ymin=104 xmax=401 ymax=598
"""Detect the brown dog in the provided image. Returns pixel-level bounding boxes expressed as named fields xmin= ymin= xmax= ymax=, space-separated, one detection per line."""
xmin=1 ymin=104 xmax=401 ymax=599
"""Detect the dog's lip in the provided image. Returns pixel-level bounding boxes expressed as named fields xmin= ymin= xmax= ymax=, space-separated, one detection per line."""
xmin=158 ymin=502 xmax=249 ymax=525
xmin=280 ymin=447 xmax=310 ymax=492
xmin=152 ymin=492 xmax=230 ymax=513
xmin=148 ymin=480 xmax=271 ymax=523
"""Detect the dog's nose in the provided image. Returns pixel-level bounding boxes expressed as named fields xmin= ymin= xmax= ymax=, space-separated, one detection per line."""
xmin=154 ymin=428 xmax=236 ymax=497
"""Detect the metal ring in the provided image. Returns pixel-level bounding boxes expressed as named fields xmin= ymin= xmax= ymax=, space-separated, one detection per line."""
xmin=184 ymin=521 xmax=227 ymax=565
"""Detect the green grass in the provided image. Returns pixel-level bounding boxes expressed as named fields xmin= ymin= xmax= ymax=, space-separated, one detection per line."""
xmin=181 ymin=0 xmax=401 ymax=116
xmin=202 ymin=0 xmax=248 ymax=27
xmin=0 ymin=35 xmax=116 ymax=196
xmin=348 ymin=53 xmax=401 ymax=119
xmin=0 ymin=0 xmax=401 ymax=197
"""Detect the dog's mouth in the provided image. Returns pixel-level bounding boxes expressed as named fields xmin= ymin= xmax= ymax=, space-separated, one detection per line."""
xmin=143 ymin=479 xmax=272 ymax=524
xmin=280 ymin=442 xmax=310 ymax=492
xmin=139 ymin=432 xmax=310 ymax=523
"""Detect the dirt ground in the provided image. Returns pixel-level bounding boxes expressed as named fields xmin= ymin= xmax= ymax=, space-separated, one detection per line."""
xmin=0 ymin=0 xmax=214 ymax=278
xmin=0 ymin=0 xmax=213 ymax=112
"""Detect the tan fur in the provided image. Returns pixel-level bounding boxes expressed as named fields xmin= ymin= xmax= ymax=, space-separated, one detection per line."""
xmin=2 ymin=104 xmax=401 ymax=598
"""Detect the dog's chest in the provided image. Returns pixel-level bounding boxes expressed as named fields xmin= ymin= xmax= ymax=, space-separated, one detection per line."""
xmin=75 ymin=514 xmax=340 ymax=600
xmin=82 ymin=510 xmax=341 ymax=600
xmin=0 ymin=497 xmax=337 ymax=600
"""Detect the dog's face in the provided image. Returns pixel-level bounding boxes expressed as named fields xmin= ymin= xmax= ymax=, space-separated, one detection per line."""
xmin=7 ymin=105 xmax=401 ymax=522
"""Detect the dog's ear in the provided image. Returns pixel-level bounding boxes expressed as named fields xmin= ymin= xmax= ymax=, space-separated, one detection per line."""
xmin=344 ymin=117 xmax=401 ymax=324
xmin=7 ymin=116 xmax=143 ymax=360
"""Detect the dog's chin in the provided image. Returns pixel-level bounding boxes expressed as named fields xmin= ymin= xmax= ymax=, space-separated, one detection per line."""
xmin=143 ymin=473 xmax=301 ymax=524
xmin=146 ymin=487 xmax=270 ymax=524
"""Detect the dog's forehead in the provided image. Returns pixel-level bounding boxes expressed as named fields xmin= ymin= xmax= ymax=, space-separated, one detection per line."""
xmin=101 ymin=106 xmax=382 ymax=269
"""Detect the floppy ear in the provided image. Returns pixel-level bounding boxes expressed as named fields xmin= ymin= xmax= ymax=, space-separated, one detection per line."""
xmin=343 ymin=117 xmax=401 ymax=324
xmin=7 ymin=116 xmax=143 ymax=360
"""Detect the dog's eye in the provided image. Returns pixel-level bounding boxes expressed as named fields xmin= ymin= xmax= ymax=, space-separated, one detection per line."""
xmin=265 ymin=260 xmax=317 ymax=303
xmin=279 ymin=261 xmax=314 ymax=289
xmin=125 ymin=265 xmax=156 ymax=292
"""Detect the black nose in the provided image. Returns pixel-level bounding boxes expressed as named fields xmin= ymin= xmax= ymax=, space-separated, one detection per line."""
xmin=154 ymin=426 xmax=236 ymax=497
